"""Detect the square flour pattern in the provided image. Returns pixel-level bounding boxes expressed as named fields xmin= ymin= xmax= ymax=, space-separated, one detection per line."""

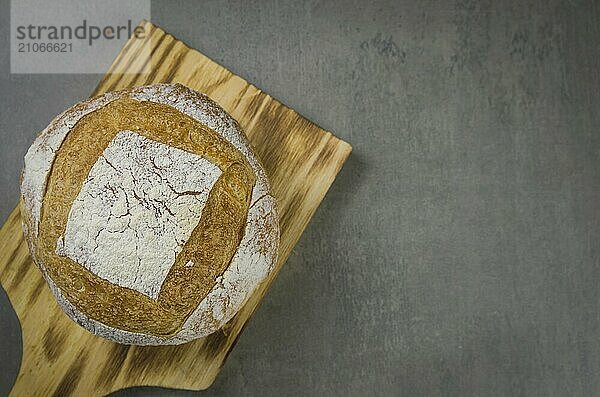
xmin=56 ymin=130 xmax=222 ymax=299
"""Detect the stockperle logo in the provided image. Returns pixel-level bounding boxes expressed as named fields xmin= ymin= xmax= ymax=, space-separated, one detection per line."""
xmin=10 ymin=0 xmax=151 ymax=74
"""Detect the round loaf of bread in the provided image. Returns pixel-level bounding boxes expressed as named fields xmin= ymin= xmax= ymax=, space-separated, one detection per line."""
xmin=20 ymin=83 xmax=279 ymax=345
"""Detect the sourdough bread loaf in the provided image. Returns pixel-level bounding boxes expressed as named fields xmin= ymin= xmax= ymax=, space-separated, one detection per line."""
xmin=20 ymin=83 xmax=279 ymax=345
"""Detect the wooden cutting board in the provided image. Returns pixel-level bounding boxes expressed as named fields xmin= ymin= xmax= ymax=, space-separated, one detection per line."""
xmin=0 ymin=21 xmax=351 ymax=396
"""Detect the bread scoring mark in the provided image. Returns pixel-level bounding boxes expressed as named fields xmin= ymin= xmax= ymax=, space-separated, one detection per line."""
xmin=130 ymin=83 xmax=270 ymax=205
xmin=20 ymin=92 xmax=121 ymax=240
xmin=157 ymin=161 xmax=254 ymax=321
xmin=177 ymin=194 xmax=279 ymax=338
xmin=59 ymin=131 xmax=221 ymax=299
xmin=37 ymin=96 xmax=255 ymax=337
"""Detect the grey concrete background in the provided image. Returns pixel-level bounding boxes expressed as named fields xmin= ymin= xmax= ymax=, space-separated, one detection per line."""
xmin=1 ymin=0 xmax=599 ymax=396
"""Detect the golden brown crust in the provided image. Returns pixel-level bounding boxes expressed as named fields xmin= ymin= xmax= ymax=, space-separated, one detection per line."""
xmin=37 ymin=96 xmax=255 ymax=336
xmin=158 ymin=163 xmax=253 ymax=315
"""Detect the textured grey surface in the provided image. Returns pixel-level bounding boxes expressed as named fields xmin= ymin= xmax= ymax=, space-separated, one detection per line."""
xmin=1 ymin=0 xmax=600 ymax=396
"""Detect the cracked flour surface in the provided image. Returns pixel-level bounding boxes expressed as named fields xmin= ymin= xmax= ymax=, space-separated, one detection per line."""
xmin=20 ymin=83 xmax=280 ymax=345
xmin=57 ymin=131 xmax=221 ymax=299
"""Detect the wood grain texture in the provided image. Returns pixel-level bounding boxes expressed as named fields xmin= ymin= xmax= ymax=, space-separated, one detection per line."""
xmin=0 ymin=21 xmax=351 ymax=396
